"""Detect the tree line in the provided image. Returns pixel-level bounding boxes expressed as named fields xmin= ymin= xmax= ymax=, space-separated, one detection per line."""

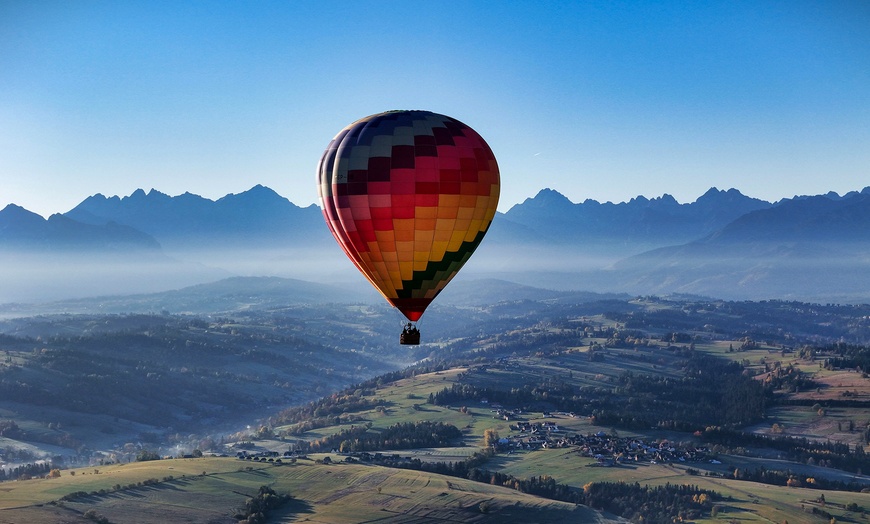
xmin=821 ymin=342 xmax=870 ymax=374
xmin=701 ymin=426 xmax=870 ymax=474
xmin=727 ymin=465 xmax=868 ymax=493
xmin=303 ymin=421 xmax=462 ymax=453
xmin=0 ymin=460 xmax=51 ymax=481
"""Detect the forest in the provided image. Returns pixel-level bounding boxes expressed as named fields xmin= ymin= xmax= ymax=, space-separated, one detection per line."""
xmin=304 ymin=421 xmax=462 ymax=453
xmin=427 ymin=350 xmax=766 ymax=431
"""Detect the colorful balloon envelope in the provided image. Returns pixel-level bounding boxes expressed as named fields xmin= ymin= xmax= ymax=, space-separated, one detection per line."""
xmin=317 ymin=110 xmax=500 ymax=324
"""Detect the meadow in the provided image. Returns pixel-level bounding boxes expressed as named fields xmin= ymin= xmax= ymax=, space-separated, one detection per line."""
xmin=0 ymin=456 xmax=614 ymax=523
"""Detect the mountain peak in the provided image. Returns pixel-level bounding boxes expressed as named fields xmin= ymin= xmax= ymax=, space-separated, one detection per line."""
xmin=529 ymin=188 xmax=574 ymax=206
xmin=0 ymin=203 xmax=46 ymax=223
xmin=697 ymin=187 xmax=739 ymax=200
xmin=216 ymin=185 xmax=291 ymax=207
xmin=503 ymin=188 xmax=575 ymax=215
xmin=244 ymin=184 xmax=284 ymax=199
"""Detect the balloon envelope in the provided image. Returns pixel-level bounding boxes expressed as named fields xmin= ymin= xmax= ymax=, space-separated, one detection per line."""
xmin=317 ymin=110 xmax=500 ymax=321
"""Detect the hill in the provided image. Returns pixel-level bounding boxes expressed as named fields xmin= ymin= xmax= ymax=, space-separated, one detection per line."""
xmin=0 ymin=275 xmax=621 ymax=319
xmin=0 ymin=304 xmax=408 ymax=461
xmin=0 ymin=457 xmax=620 ymax=523
xmin=0 ymin=276 xmax=374 ymax=317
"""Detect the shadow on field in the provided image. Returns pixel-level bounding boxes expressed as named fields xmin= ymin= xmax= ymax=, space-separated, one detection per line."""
xmin=481 ymin=503 xmax=610 ymax=523
xmin=149 ymin=481 xmax=188 ymax=492
xmin=484 ymin=454 xmax=525 ymax=469
xmin=235 ymin=467 xmax=273 ymax=477
xmin=410 ymin=405 xmax=439 ymax=412
xmin=270 ymin=498 xmax=315 ymax=520
xmin=97 ymin=483 xmax=187 ymax=499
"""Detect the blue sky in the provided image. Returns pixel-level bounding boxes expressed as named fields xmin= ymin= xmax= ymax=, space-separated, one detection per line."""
xmin=2 ymin=0 xmax=868 ymax=217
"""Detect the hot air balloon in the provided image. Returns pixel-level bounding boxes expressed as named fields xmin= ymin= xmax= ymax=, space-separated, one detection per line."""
xmin=317 ymin=110 xmax=500 ymax=344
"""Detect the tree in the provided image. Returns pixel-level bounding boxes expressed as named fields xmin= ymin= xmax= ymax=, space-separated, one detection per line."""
xmin=256 ymin=425 xmax=274 ymax=439
xmin=83 ymin=509 xmax=109 ymax=524
xmin=235 ymin=485 xmax=293 ymax=524
xmin=483 ymin=428 xmax=500 ymax=448
xmin=136 ymin=450 xmax=160 ymax=462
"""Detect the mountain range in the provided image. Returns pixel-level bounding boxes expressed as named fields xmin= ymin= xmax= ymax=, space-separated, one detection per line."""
xmin=0 ymin=204 xmax=160 ymax=252
xmin=496 ymin=187 xmax=772 ymax=251
xmin=1 ymin=185 xmax=869 ymax=303
xmin=64 ymin=184 xmax=329 ymax=249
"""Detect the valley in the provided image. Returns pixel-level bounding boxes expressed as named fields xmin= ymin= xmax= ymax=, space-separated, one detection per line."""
xmin=2 ymin=278 xmax=870 ymax=522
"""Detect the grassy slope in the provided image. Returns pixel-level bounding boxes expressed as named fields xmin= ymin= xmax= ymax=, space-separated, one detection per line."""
xmin=0 ymin=457 xmax=619 ymax=523
xmin=703 ymin=339 xmax=870 ymax=448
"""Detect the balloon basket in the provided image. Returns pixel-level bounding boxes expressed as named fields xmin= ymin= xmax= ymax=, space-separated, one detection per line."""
xmin=400 ymin=326 xmax=420 ymax=345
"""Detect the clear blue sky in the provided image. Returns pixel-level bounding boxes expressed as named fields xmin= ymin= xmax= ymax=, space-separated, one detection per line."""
xmin=2 ymin=0 xmax=868 ymax=217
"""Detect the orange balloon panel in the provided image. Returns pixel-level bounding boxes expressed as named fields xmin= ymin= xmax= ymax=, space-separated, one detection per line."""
xmin=317 ymin=110 xmax=500 ymax=321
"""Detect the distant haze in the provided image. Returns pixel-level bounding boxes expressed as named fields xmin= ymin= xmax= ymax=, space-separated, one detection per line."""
xmin=1 ymin=185 xmax=869 ymax=305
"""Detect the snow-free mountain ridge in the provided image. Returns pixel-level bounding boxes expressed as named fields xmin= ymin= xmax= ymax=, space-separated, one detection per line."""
xmin=65 ymin=184 xmax=329 ymax=249
xmin=0 ymin=203 xmax=160 ymax=252
xmin=2 ymin=185 xmax=869 ymax=303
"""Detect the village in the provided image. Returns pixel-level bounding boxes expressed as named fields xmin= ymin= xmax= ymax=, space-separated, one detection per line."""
xmin=494 ymin=406 xmax=715 ymax=467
